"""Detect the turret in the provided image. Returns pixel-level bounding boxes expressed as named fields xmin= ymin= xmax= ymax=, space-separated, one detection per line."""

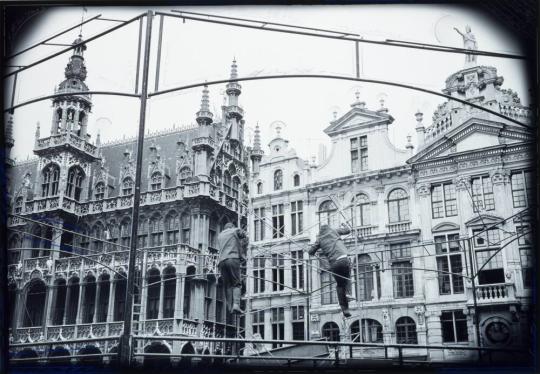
xmin=192 ymin=86 xmax=216 ymax=179
xmin=415 ymin=110 xmax=425 ymax=147
xmin=224 ymin=59 xmax=244 ymax=144
xmin=250 ymin=123 xmax=264 ymax=174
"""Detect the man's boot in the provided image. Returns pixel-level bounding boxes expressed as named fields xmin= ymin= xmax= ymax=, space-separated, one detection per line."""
xmin=232 ymin=287 xmax=244 ymax=314
xmin=337 ymin=287 xmax=351 ymax=318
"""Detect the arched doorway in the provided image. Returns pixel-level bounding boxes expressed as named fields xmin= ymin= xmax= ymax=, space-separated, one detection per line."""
xmin=143 ymin=342 xmax=171 ymax=368
xmin=49 ymin=346 xmax=71 ymax=364
xmin=179 ymin=342 xmax=195 ymax=368
xmin=78 ymin=345 xmax=102 ymax=364
xmin=23 ymin=279 xmax=47 ymax=327
xmin=14 ymin=349 xmax=39 ymax=366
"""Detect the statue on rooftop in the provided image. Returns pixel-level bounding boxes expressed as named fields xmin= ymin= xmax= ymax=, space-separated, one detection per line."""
xmin=454 ymin=25 xmax=478 ymax=65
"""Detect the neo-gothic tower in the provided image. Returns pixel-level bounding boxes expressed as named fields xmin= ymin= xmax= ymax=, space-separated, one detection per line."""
xmin=223 ymin=59 xmax=244 ymax=144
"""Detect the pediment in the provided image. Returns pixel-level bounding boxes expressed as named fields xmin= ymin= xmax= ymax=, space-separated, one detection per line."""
xmin=408 ymin=117 xmax=533 ymax=164
xmin=465 ymin=213 xmax=504 ymax=227
xmin=432 ymin=222 xmax=460 ymax=233
xmin=324 ymin=108 xmax=393 ymax=136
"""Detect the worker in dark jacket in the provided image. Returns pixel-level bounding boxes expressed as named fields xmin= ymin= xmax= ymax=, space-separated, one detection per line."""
xmin=217 ymin=222 xmax=248 ymax=314
xmin=308 ymin=224 xmax=352 ymax=317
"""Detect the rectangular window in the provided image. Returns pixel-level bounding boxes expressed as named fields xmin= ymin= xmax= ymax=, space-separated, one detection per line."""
xmin=252 ymin=309 xmax=265 ymax=339
xmin=471 ymin=176 xmax=495 ymax=212
xmin=351 ymin=136 xmax=368 ymax=173
xmin=390 ymin=242 xmax=411 ymax=259
xmin=517 ymin=226 xmax=532 ymax=288
xmin=511 ymin=170 xmax=534 ymax=208
xmin=441 ymin=311 xmax=469 ymax=343
xmin=473 ymin=229 xmax=505 ymax=285
xmin=392 ymin=255 xmax=414 ymax=298
xmin=435 ymin=234 xmax=464 ymax=295
xmin=291 ymin=201 xmax=303 ymax=236
xmin=320 ymin=271 xmax=337 ymax=304
xmin=272 ymin=204 xmax=285 ymax=239
xmin=291 ymin=305 xmax=305 ymax=341
xmin=254 ymin=207 xmax=266 ymax=241
xmin=271 ymin=307 xmax=285 ymax=348
xmin=252 ymin=256 xmax=266 ymax=294
xmin=291 ymin=250 xmax=304 ymax=290
xmin=272 ymin=254 xmax=285 ymax=291
xmin=431 ymin=182 xmax=458 ymax=218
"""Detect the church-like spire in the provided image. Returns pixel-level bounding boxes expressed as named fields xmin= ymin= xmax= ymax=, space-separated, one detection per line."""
xmin=196 ymin=85 xmax=213 ymax=125
xmin=65 ymin=34 xmax=88 ymax=81
xmin=253 ymin=123 xmax=261 ymax=151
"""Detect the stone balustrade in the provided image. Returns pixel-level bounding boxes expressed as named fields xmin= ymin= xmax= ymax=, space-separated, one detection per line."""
xmin=35 ymin=132 xmax=97 ymax=158
xmin=386 ymin=221 xmax=412 ymax=233
xmin=474 ymin=283 xmax=516 ymax=304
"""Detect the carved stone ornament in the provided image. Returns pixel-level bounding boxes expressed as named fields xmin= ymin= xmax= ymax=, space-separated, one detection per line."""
xmin=454 ymin=175 xmax=471 ymax=190
xmin=491 ymin=168 xmax=509 ymax=185
xmin=382 ymin=308 xmax=389 ymax=327
xmin=414 ymin=305 xmax=426 ymax=325
xmin=416 ymin=183 xmax=430 ymax=197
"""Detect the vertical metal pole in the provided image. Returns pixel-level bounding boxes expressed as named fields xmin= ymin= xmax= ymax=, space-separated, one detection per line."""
xmin=119 ymin=10 xmax=153 ymax=367
xmin=306 ymin=257 xmax=311 ymax=340
xmin=467 ymin=237 xmax=482 ymax=358
xmin=155 ymin=15 xmax=164 ymax=92
xmin=10 ymin=73 xmax=18 ymax=114
xmin=354 ymin=41 xmax=360 ymax=79
xmin=134 ymin=17 xmax=143 ymax=94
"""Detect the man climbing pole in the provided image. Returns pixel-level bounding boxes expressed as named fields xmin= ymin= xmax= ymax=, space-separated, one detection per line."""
xmin=308 ymin=224 xmax=353 ymax=318
xmin=217 ymin=222 xmax=248 ymax=314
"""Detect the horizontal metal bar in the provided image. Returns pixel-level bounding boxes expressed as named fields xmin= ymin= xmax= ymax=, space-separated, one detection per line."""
xmin=132 ymin=335 xmax=530 ymax=353
xmin=3 ymin=90 xmax=140 ymax=113
xmin=10 ymin=353 xmax=117 ymax=362
xmin=149 ymin=74 xmax=534 ymax=130
xmin=134 ymin=352 xmax=341 ymax=362
xmin=95 ymin=17 xmax=126 ymax=23
xmin=10 ymin=337 xmax=119 ymax=348
xmin=42 ymin=42 xmax=73 ymax=47
xmin=158 ymin=11 xmax=526 ymax=60
xmin=6 ymin=14 xmax=102 ymax=60
xmin=3 ymin=12 xmax=146 ymax=79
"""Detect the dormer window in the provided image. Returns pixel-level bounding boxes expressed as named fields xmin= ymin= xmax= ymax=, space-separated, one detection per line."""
xmin=42 ymin=164 xmax=60 ymax=197
xmin=66 ymin=166 xmax=84 ymax=201
xmin=151 ymin=172 xmax=163 ymax=191
xmin=274 ymin=170 xmax=283 ymax=191
xmin=122 ymin=177 xmax=133 ymax=195
xmin=351 ymin=135 xmax=368 ymax=173
xmin=94 ymin=182 xmax=105 ymax=200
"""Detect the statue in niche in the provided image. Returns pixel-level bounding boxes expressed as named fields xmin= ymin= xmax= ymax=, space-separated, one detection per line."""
xmin=454 ymin=25 xmax=478 ymax=65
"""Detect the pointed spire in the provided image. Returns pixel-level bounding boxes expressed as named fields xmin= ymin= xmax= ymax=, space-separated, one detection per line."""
xmin=196 ymin=84 xmax=214 ymax=125
xmin=35 ymin=121 xmax=40 ymax=139
xmin=96 ymin=129 xmax=101 ymax=146
xmin=5 ymin=114 xmax=14 ymax=147
xmin=230 ymin=58 xmax=238 ymax=80
xmin=253 ymin=123 xmax=261 ymax=150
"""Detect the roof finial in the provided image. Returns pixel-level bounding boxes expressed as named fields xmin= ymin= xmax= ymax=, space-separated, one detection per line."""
xmin=230 ymin=58 xmax=238 ymax=80
xmin=96 ymin=129 xmax=101 ymax=146
xmin=253 ymin=122 xmax=261 ymax=150
xmin=35 ymin=121 xmax=40 ymax=139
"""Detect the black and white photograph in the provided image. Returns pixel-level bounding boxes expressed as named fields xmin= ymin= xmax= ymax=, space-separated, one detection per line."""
xmin=2 ymin=2 xmax=537 ymax=373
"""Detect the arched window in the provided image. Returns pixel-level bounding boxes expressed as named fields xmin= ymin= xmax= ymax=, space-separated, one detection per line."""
xmin=354 ymin=254 xmax=375 ymax=301
xmin=92 ymin=223 xmax=104 ymax=252
xmin=113 ymin=273 xmax=127 ymax=321
xmin=149 ymin=214 xmax=164 ymax=248
xmin=395 ymin=317 xmax=418 ymax=344
xmin=81 ymin=276 xmax=96 ymax=323
xmin=120 ymin=218 xmax=131 ymax=247
xmin=14 ymin=196 xmax=23 ymax=213
xmin=66 ymin=166 xmax=84 ymax=201
xmin=150 ymin=172 xmax=163 ymax=191
xmin=181 ymin=213 xmax=190 ymax=244
xmin=388 ymin=189 xmax=409 ymax=223
xmin=23 ymin=280 xmax=47 ymax=327
xmin=223 ymin=171 xmax=232 ymax=195
xmin=162 ymin=267 xmax=176 ymax=318
xmin=94 ymin=182 xmax=105 ymax=200
xmin=274 ymin=169 xmax=283 ymax=191
xmin=257 ymin=182 xmax=263 ymax=194
xmin=42 ymin=164 xmax=60 ymax=197
xmin=318 ymin=200 xmax=338 ymax=228
xmin=122 ymin=177 xmax=134 ymax=195
xmin=293 ymin=174 xmax=300 ymax=187
xmin=179 ymin=167 xmax=191 ymax=184
xmin=96 ymin=274 xmax=111 ymax=322
xmin=232 ymin=176 xmax=240 ymax=198
xmin=147 ymin=269 xmax=161 ymax=319
xmin=322 ymin=322 xmax=340 ymax=342
xmin=52 ymin=279 xmax=67 ymax=325
xmin=352 ymin=194 xmax=371 ymax=227
xmin=165 ymin=213 xmax=179 ymax=245
xmin=65 ymin=277 xmax=80 ymax=324
xmin=350 ymin=319 xmax=383 ymax=343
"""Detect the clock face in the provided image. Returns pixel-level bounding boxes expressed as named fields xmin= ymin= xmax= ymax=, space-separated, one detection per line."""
xmin=485 ymin=321 xmax=511 ymax=345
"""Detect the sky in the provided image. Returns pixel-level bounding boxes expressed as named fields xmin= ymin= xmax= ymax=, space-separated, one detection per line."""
xmin=5 ymin=4 xmax=530 ymax=163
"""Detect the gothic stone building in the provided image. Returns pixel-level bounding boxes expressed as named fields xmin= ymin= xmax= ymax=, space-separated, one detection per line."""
xmin=245 ymin=56 xmax=534 ymax=362
xmin=6 ymin=35 xmax=250 ymax=364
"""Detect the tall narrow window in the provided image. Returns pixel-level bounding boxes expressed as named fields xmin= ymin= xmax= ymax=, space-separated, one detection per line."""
xmin=350 ymin=135 xmax=368 ymax=173
xmin=23 ymin=280 xmax=47 ymax=327
xmin=471 ymin=176 xmax=495 ymax=212
xmin=252 ymin=256 xmax=266 ymax=294
xmin=52 ymin=279 xmax=67 ymax=325
xmin=517 ymin=226 xmax=532 ymax=288
xmin=431 ymin=182 xmax=457 ymax=218
xmin=209 ymin=215 xmax=218 ymax=248
xmin=14 ymin=196 xmax=23 ymax=214
xmin=96 ymin=274 xmax=110 ymax=323
xmin=42 ymin=164 xmax=60 ymax=197
xmin=94 ymin=182 xmax=105 ymax=200
xmin=355 ymin=254 xmax=374 ymax=301
xmin=162 ymin=267 xmax=176 ymax=318
xmin=396 ymin=317 xmax=417 ymax=344
xmin=122 ymin=177 xmax=133 ymax=195
xmin=272 ymin=204 xmax=284 ymax=239
xmin=254 ymin=207 xmax=266 ymax=241
xmin=291 ymin=250 xmax=304 ymax=290
xmin=66 ymin=167 xmax=84 ymax=201
xmin=150 ymin=172 xmax=163 ymax=191
xmin=511 ymin=170 xmax=534 ymax=208
xmin=351 ymin=194 xmax=370 ymax=227
xmin=257 ymin=182 xmax=263 ymax=194
xmin=165 ymin=213 xmax=179 ymax=245
xmin=388 ymin=189 xmax=409 ymax=223
xmin=274 ymin=169 xmax=283 ymax=191
xmin=120 ymin=219 xmax=131 ymax=247
xmin=65 ymin=277 xmax=80 ymax=324
xmin=146 ymin=269 xmax=160 ymax=319
xmin=181 ymin=213 xmax=191 ymax=244
xmin=272 ymin=254 xmax=285 ymax=291
xmin=81 ymin=276 xmax=96 ymax=323
xmin=291 ymin=201 xmax=303 ymax=235
xmin=320 ymin=271 xmax=337 ymax=305
xmin=137 ymin=217 xmax=148 ymax=249
xmin=391 ymin=243 xmax=414 ymax=298
xmin=291 ymin=305 xmax=305 ymax=340
xmin=318 ymin=200 xmax=338 ymax=228
xmin=441 ymin=311 xmax=468 ymax=343
xmin=232 ymin=176 xmax=240 ymax=199
xmin=113 ymin=274 xmax=126 ymax=322
xmin=473 ymin=228 xmax=505 ymax=284
xmin=435 ymin=234 xmax=464 ymax=295
xmin=252 ymin=309 xmax=265 ymax=338
xmin=149 ymin=214 xmax=163 ymax=248
xmin=215 ymin=280 xmax=224 ymax=323
xmin=223 ymin=171 xmax=231 ymax=195
xmin=92 ymin=224 xmax=104 ymax=252
xmin=293 ymin=174 xmax=300 ymax=187
xmin=271 ymin=307 xmax=285 ymax=348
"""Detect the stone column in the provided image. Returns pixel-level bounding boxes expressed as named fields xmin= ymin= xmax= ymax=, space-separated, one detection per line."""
xmin=264 ymin=309 xmax=272 ymax=351
xmin=60 ymin=106 xmax=68 ymax=131
xmin=93 ymin=279 xmax=101 ymax=323
xmin=374 ymin=185 xmax=387 ymax=233
xmin=76 ymin=282 xmax=85 ymax=324
xmin=379 ymin=245 xmax=394 ymax=301
xmin=80 ymin=111 xmax=88 ymax=138
xmin=73 ymin=104 xmax=80 ymax=133
xmin=51 ymin=108 xmax=59 ymax=135
xmin=158 ymin=273 xmax=165 ymax=319
xmin=140 ymin=273 xmax=148 ymax=320
xmin=284 ymin=306 xmax=292 ymax=341
xmin=63 ymin=283 xmax=71 ymax=325
xmin=454 ymin=175 xmax=473 ymax=232
xmin=425 ymin=309 xmax=443 ymax=361
xmin=43 ymin=280 xmax=54 ymax=333
xmin=107 ymin=279 xmax=115 ymax=322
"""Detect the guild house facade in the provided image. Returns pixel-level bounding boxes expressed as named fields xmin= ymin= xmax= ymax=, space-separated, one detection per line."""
xmin=6 ymin=35 xmax=251 ymax=364
xmin=245 ymin=54 xmax=535 ymax=362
